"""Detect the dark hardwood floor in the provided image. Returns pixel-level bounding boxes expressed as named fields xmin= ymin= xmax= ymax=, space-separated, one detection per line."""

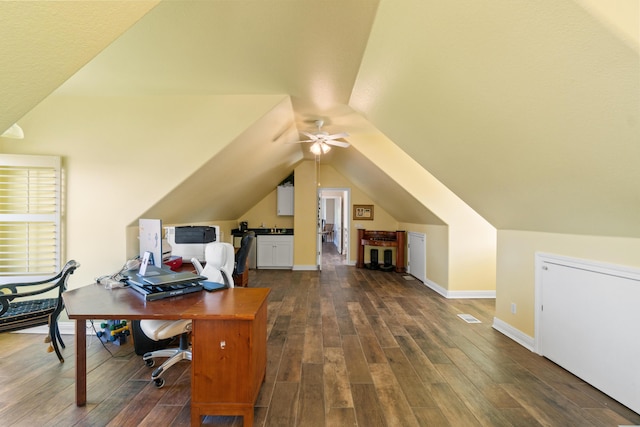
xmin=1 ymin=242 xmax=639 ymax=426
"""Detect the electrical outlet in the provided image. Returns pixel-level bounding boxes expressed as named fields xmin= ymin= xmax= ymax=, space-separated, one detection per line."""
xmin=511 ymin=303 xmax=517 ymax=314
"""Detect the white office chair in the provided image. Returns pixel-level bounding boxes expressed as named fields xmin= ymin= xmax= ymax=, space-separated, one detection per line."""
xmin=191 ymin=241 xmax=235 ymax=287
xmin=140 ymin=242 xmax=235 ymax=388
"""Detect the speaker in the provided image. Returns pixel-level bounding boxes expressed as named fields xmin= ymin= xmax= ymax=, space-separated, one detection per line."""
xmin=384 ymin=249 xmax=392 ymax=266
xmin=380 ymin=249 xmax=394 ymax=272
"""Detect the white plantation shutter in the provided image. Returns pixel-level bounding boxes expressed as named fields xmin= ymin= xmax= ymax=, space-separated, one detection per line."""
xmin=0 ymin=154 xmax=61 ymax=278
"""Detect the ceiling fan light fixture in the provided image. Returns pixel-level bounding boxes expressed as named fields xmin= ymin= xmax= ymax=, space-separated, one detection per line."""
xmin=310 ymin=141 xmax=331 ymax=155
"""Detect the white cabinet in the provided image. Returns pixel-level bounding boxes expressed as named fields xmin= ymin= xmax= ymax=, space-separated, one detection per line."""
xmin=257 ymin=235 xmax=293 ymax=268
xmin=277 ymin=185 xmax=294 ymax=216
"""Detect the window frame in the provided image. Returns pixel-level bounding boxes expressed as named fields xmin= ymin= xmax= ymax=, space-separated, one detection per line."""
xmin=0 ymin=154 xmax=62 ymax=283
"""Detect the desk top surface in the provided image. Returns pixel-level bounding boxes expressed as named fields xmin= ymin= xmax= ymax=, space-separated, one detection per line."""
xmin=63 ymin=283 xmax=270 ymax=321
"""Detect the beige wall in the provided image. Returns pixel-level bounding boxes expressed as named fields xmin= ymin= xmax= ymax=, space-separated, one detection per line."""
xmin=228 ymin=160 xmax=402 ymax=269
xmin=6 ymin=91 xmax=495 ymax=298
xmin=239 ymin=189 xmax=294 ymax=231
xmin=293 ymin=160 xmax=318 ymax=268
xmin=5 ymin=93 xmax=286 ymax=288
xmin=289 ymin=160 xmax=400 ymax=268
xmin=346 ymin=115 xmax=497 ymax=293
xmin=398 ymin=223 xmax=449 ymax=288
xmin=496 ymin=230 xmax=640 ymax=337
xmin=315 ymin=163 xmax=399 ymax=265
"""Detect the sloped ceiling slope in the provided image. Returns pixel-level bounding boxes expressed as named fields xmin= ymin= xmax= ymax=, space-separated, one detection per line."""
xmin=331 ymin=147 xmax=445 ymax=225
xmin=351 ymin=0 xmax=640 ymax=237
xmin=53 ymin=0 xmax=378 ymax=110
xmin=0 ymin=1 xmax=158 ymax=134
xmin=141 ymin=98 xmax=304 ymax=224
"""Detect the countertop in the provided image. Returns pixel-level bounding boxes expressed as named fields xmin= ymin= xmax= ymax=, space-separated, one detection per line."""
xmin=232 ymin=228 xmax=294 ymax=236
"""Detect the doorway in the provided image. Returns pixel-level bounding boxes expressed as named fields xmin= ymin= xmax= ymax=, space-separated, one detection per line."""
xmin=317 ymin=187 xmax=350 ymax=269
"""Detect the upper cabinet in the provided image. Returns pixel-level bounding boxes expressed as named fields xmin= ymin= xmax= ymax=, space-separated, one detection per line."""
xmin=277 ymin=185 xmax=294 ymax=216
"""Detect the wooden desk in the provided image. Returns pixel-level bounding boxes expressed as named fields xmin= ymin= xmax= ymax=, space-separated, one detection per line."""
xmin=63 ymin=284 xmax=270 ymax=427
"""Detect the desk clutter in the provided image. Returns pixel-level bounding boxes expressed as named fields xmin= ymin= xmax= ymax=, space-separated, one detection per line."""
xmin=98 ymin=235 xmax=237 ymax=302
xmin=127 ymin=280 xmax=204 ymax=301
xmin=96 ymin=320 xmax=130 ymax=345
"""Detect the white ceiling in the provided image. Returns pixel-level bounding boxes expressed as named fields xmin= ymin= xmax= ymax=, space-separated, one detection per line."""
xmin=1 ymin=0 xmax=638 ymax=237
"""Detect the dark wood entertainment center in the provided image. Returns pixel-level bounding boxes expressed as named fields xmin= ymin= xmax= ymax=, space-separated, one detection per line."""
xmin=356 ymin=229 xmax=406 ymax=273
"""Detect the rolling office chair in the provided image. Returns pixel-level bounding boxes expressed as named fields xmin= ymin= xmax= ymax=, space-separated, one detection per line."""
xmin=232 ymin=231 xmax=255 ymax=287
xmin=140 ymin=242 xmax=234 ymax=388
xmin=191 ymin=241 xmax=235 ymax=286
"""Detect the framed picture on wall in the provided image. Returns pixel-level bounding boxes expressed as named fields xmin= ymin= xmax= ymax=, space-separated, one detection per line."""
xmin=353 ymin=204 xmax=374 ymax=220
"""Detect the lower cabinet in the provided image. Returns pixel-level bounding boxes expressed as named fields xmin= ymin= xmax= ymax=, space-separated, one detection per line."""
xmin=256 ymin=235 xmax=293 ymax=268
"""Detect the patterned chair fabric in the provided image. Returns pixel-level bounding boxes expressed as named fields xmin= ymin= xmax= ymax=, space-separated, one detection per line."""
xmin=0 ymin=260 xmax=80 ymax=362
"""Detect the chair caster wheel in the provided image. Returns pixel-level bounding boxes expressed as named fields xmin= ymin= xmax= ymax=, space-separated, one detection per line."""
xmin=145 ymin=359 xmax=155 ymax=368
xmin=154 ymin=377 xmax=165 ymax=388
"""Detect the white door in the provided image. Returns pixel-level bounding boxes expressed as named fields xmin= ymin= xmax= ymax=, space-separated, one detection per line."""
xmin=316 ymin=191 xmax=323 ymax=269
xmin=408 ymin=232 xmax=426 ymax=283
xmin=333 ymin=197 xmax=342 ymax=252
xmin=537 ymin=255 xmax=640 ymax=414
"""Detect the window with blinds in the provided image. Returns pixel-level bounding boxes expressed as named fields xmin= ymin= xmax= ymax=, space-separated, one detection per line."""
xmin=0 ymin=154 xmax=61 ymax=278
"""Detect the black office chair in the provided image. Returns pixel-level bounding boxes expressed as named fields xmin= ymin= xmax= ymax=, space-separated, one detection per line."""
xmin=233 ymin=231 xmax=255 ymax=287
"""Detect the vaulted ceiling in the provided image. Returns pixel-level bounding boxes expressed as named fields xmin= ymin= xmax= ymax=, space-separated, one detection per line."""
xmin=1 ymin=1 xmax=638 ymax=237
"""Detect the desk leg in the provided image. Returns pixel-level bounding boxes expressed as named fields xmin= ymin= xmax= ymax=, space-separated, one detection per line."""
xmin=75 ymin=318 xmax=87 ymax=406
xmin=191 ymin=410 xmax=202 ymax=427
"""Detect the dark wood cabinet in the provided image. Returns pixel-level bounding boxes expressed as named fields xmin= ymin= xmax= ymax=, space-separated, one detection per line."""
xmin=356 ymin=229 xmax=406 ymax=273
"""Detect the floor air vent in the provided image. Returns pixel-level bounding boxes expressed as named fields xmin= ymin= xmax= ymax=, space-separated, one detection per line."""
xmin=457 ymin=314 xmax=481 ymax=323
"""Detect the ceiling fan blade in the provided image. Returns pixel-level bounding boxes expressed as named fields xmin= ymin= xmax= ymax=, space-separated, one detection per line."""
xmin=301 ymin=131 xmax=319 ymax=141
xmin=326 ymin=140 xmax=350 ymax=148
xmin=323 ymin=132 xmax=349 ymax=140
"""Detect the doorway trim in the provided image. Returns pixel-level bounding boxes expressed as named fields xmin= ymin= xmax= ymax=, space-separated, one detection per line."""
xmin=317 ymin=187 xmax=350 ymax=269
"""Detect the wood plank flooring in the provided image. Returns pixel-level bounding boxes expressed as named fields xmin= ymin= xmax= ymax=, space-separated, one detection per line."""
xmin=1 ymin=242 xmax=639 ymax=426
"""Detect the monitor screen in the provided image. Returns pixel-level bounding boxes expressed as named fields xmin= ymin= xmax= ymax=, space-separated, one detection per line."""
xmin=139 ymin=218 xmax=163 ymax=268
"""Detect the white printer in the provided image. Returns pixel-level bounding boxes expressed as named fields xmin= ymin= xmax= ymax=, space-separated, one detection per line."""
xmin=165 ymin=225 xmax=221 ymax=262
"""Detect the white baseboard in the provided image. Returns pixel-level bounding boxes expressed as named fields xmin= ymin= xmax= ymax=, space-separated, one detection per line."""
xmin=292 ymin=265 xmax=318 ymax=271
xmin=421 ymin=278 xmax=496 ymax=299
xmin=13 ymin=320 xmax=98 ymax=336
xmin=293 ymin=261 xmax=357 ymax=270
xmin=447 ymin=289 xmax=496 ymax=299
xmin=422 ymin=278 xmax=448 ymax=297
xmin=492 ymin=317 xmax=535 ymax=352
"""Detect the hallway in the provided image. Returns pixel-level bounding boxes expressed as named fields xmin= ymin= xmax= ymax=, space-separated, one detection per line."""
xmin=321 ymin=240 xmax=347 ymax=267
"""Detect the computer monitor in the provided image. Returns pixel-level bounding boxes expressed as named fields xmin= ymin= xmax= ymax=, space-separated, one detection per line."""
xmin=139 ymin=218 xmax=163 ymax=268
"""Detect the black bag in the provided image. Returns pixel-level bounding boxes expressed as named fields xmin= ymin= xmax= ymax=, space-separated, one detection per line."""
xmin=130 ymin=320 xmax=174 ymax=355
xmin=174 ymin=226 xmax=216 ymax=244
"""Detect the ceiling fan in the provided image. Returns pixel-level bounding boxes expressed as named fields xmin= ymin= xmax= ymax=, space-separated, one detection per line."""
xmin=299 ymin=120 xmax=349 ymax=155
